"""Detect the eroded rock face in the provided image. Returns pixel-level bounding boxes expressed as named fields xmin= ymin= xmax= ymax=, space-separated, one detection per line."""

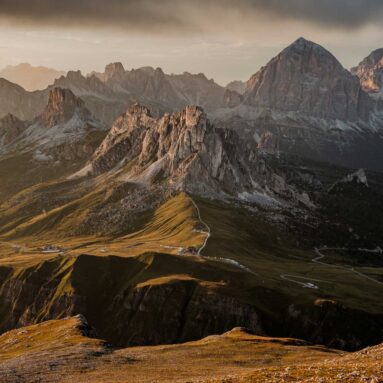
xmin=38 ymin=88 xmax=90 ymax=128
xmin=0 ymin=114 xmax=26 ymax=145
xmin=0 ymin=87 xmax=106 ymax=166
xmin=244 ymin=37 xmax=373 ymax=121
xmin=102 ymin=62 xmax=126 ymax=82
xmin=352 ymin=48 xmax=383 ymax=96
xmin=91 ymin=104 xmax=306 ymax=203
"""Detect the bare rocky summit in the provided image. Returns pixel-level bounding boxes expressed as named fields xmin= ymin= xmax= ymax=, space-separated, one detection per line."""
xmin=243 ymin=37 xmax=373 ymax=121
xmin=352 ymin=48 xmax=383 ymax=97
xmin=91 ymin=103 xmax=309 ymax=205
xmin=214 ymin=38 xmax=383 ymax=171
xmin=0 ymin=87 xmax=108 ymax=198
xmin=38 ymin=88 xmax=91 ymax=129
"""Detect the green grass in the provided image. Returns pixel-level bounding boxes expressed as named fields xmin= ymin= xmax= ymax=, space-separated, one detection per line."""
xmin=196 ymin=197 xmax=383 ymax=314
xmin=0 ymin=178 xmax=382 ymax=351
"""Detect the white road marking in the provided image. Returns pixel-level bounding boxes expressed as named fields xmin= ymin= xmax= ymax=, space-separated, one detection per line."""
xmin=190 ymin=198 xmax=257 ymax=275
xmin=313 ymin=247 xmax=383 ymax=286
xmin=280 ymin=274 xmax=319 ymax=289
xmin=190 ymin=198 xmax=211 ymax=256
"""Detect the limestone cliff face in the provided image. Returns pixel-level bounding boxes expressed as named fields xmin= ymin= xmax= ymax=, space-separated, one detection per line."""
xmin=101 ymin=62 xmax=126 ymax=83
xmin=91 ymin=104 xmax=306 ymax=203
xmin=38 ymin=88 xmax=91 ymax=129
xmin=352 ymin=48 xmax=383 ymax=96
xmin=0 ymin=87 xmax=106 ymax=168
xmin=244 ymin=38 xmax=373 ymax=121
xmin=0 ymin=114 xmax=26 ymax=145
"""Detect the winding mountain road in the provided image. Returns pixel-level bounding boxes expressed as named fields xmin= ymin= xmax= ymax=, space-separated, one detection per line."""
xmin=190 ymin=198 xmax=257 ymax=275
xmin=313 ymin=247 xmax=383 ymax=287
xmin=190 ymin=198 xmax=211 ymax=256
xmin=281 ymin=247 xmax=383 ymax=289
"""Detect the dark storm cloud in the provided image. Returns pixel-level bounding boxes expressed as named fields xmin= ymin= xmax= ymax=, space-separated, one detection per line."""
xmin=0 ymin=0 xmax=382 ymax=31
xmin=245 ymin=0 xmax=383 ymax=28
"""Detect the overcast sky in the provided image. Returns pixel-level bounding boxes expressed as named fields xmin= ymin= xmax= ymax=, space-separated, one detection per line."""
xmin=0 ymin=0 xmax=382 ymax=85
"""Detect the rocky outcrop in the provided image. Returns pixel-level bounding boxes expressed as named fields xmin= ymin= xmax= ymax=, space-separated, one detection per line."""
xmin=26 ymin=88 xmax=109 ymax=164
xmin=0 ymin=86 xmax=108 ymax=200
xmin=38 ymin=88 xmax=91 ymax=128
xmin=351 ymin=48 xmax=383 ymax=96
xmin=215 ymin=39 xmax=383 ymax=171
xmin=90 ymin=104 xmax=308 ymax=204
xmin=243 ymin=37 xmax=373 ymax=121
xmin=101 ymin=62 xmax=126 ymax=83
xmin=53 ymin=71 xmax=128 ymax=125
xmin=0 ymin=114 xmax=26 ymax=145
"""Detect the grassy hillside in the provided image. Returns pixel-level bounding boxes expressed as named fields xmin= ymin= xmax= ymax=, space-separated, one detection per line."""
xmin=0 ymin=189 xmax=382 ymax=350
xmin=2 ymin=315 xmax=382 ymax=383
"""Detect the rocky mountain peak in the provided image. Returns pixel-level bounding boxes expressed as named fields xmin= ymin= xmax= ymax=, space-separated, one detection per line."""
xmin=127 ymin=102 xmax=152 ymax=116
xmin=154 ymin=67 xmax=165 ymax=76
xmin=352 ymin=48 xmax=383 ymax=95
xmin=184 ymin=105 xmax=205 ymax=127
xmin=90 ymin=104 xmax=310 ymax=205
xmin=103 ymin=62 xmax=126 ymax=82
xmin=244 ymin=37 xmax=373 ymax=121
xmin=291 ymin=37 xmax=318 ymax=48
xmin=284 ymin=37 xmax=341 ymax=66
xmin=63 ymin=70 xmax=85 ymax=83
xmin=38 ymin=87 xmax=90 ymax=128
xmin=293 ymin=36 xmax=309 ymax=45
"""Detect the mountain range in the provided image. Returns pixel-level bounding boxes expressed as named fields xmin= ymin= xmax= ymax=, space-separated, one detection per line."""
xmin=0 ymin=63 xmax=65 ymax=91
xmin=1 ymin=38 xmax=382 ymax=172
xmin=0 ymin=37 xmax=383 ymax=382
